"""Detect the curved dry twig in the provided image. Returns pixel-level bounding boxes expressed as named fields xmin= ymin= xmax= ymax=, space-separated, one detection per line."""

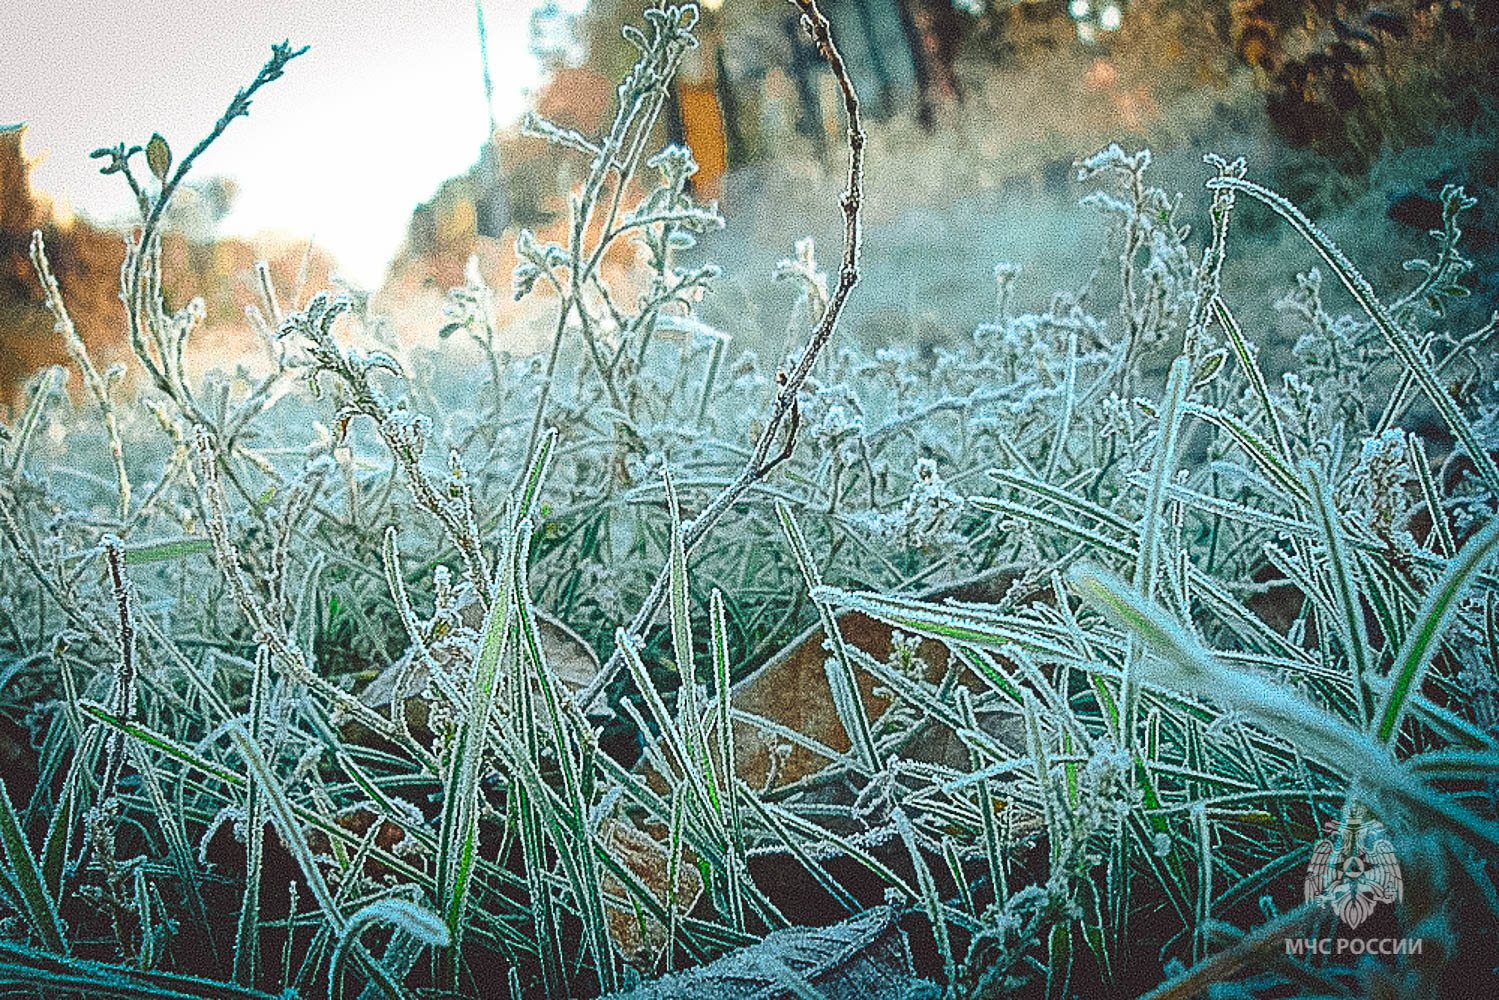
xmin=577 ymin=0 xmax=865 ymax=710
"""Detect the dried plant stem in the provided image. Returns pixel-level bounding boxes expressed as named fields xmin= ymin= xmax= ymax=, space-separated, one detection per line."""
xmin=98 ymin=539 xmax=138 ymax=800
xmin=191 ymin=426 xmax=429 ymax=757
xmin=519 ymin=14 xmax=695 ymax=471
xmin=577 ymin=0 xmax=865 ymax=710
xmin=0 ymin=494 xmax=111 ymax=647
xmin=282 ymin=296 xmax=492 ymax=604
xmin=28 ymin=233 xmax=131 ymax=522
xmin=115 ymin=41 xmax=306 ymax=431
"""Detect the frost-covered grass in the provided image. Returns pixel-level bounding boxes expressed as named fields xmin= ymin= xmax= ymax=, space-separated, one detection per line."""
xmin=3 ymin=3 xmax=1498 ymax=999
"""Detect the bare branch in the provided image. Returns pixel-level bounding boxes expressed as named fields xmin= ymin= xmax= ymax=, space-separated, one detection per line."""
xmin=576 ymin=0 xmax=864 ymax=711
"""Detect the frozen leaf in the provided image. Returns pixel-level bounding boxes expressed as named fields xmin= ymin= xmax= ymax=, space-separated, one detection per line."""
xmin=145 ymin=132 xmax=172 ymax=182
xmin=601 ymin=906 xmax=929 ymax=1000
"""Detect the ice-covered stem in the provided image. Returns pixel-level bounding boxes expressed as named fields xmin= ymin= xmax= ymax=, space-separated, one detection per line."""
xmin=119 ymin=231 xmax=200 ymax=420
xmin=1391 ymin=184 xmax=1478 ymax=321
xmin=1181 ymin=154 xmax=1245 ymax=363
xmin=0 ymin=489 xmax=111 ymax=647
xmin=221 ymin=262 xmax=295 ymax=452
xmin=138 ymin=40 xmax=308 ymax=236
xmin=993 ymin=262 xmax=1021 ymax=321
xmin=281 ymin=294 xmax=492 ymax=605
xmin=108 ymin=41 xmax=306 ymax=429
xmin=194 ymin=428 xmax=300 ymax=673
xmin=1091 ymin=146 xmax=1149 ymax=388
xmin=98 ymin=538 xmax=138 ymax=800
xmin=577 ymin=0 xmax=864 ymax=710
xmin=192 ymin=427 xmax=424 ymax=752
xmin=29 ymin=231 xmax=131 ymax=521
xmin=518 ymin=5 xmax=705 ymax=469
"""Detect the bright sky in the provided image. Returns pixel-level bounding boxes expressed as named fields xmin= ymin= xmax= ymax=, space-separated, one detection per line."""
xmin=5 ymin=1 xmax=547 ymax=287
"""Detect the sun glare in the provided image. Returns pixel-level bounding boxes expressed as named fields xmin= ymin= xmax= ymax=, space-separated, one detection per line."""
xmin=7 ymin=1 xmax=543 ymax=287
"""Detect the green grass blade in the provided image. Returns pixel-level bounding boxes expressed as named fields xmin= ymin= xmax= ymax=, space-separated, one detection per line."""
xmin=1180 ymin=401 xmax=1310 ymax=506
xmin=435 ymin=511 xmax=517 ymax=949
xmin=40 ymin=727 xmax=97 ymax=899
xmin=735 ymin=791 xmax=858 ymax=913
xmin=1211 ymin=297 xmax=1291 ymax=460
xmin=775 ymin=501 xmax=880 ymax=773
xmin=508 ymin=533 xmax=617 ymax=992
xmin=1123 ymin=355 xmax=1188 ymax=750
xmin=517 ymin=426 xmax=557 ymax=521
xmin=127 ymin=741 xmax=212 ymax=952
xmin=813 ymin=586 xmax=1086 ymax=663
xmin=984 ymin=466 xmax=1135 ymax=533
xmin=616 ymin=628 xmax=725 ymax=838
xmin=79 ymin=703 xmax=441 ymax=889
xmin=226 ymin=725 xmax=338 ymax=921
xmin=1045 ymin=330 xmax=1078 ymax=482
xmin=1046 ymin=921 xmax=1073 ymax=1000
xmin=665 ymin=470 xmax=714 ymax=805
xmin=6 ymin=366 xmax=61 ymax=476
xmin=122 ymin=536 xmax=212 ymax=564
xmin=233 ymin=647 xmax=269 ymax=988
xmin=1135 ymin=356 xmax=1191 ymax=604
xmin=1023 ymin=690 xmax=1063 ymax=866
xmin=1406 ymin=748 xmax=1499 ymax=778
xmin=491 ymin=719 xmax=615 ymax=993
xmin=77 ymin=701 xmax=243 ymax=785
xmin=892 ymin=807 xmax=956 ymax=990
xmin=0 ymin=774 xmax=66 ymax=953
xmin=1304 ymin=461 xmax=1374 ymax=728
xmin=709 ymin=588 xmax=746 ymax=931
xmin=1373 ymin=515 xmax=1499 ymax=744
xmin=1070 ymin=563 xmax=1499 ymax=855
xmin=956 ymin=687 xmax=1005 ymax=908
xmin=0 ymin=867 xmax=23 ymax=925
xmin=969 ymin=496 xmax=1134 ymax=561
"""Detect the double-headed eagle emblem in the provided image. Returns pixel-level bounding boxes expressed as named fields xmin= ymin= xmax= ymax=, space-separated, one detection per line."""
xmin=1304 ymin=819 xmax=1403 ymax=929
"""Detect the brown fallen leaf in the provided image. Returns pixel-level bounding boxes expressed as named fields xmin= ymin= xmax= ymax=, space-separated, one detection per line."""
xmin=722 ymin=567 xmax=1039 ymax=792
xmin=599 ymin=816 xmax=705 ymax=971
xmin=303 ymin=803 xmax=414 ymax=881
xmin=727 ymin=611 xmax=954 ymax=790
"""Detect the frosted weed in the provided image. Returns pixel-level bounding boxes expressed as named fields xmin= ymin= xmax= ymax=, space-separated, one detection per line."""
xmin=3 ymin=2 xmax=1498 ymax=998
